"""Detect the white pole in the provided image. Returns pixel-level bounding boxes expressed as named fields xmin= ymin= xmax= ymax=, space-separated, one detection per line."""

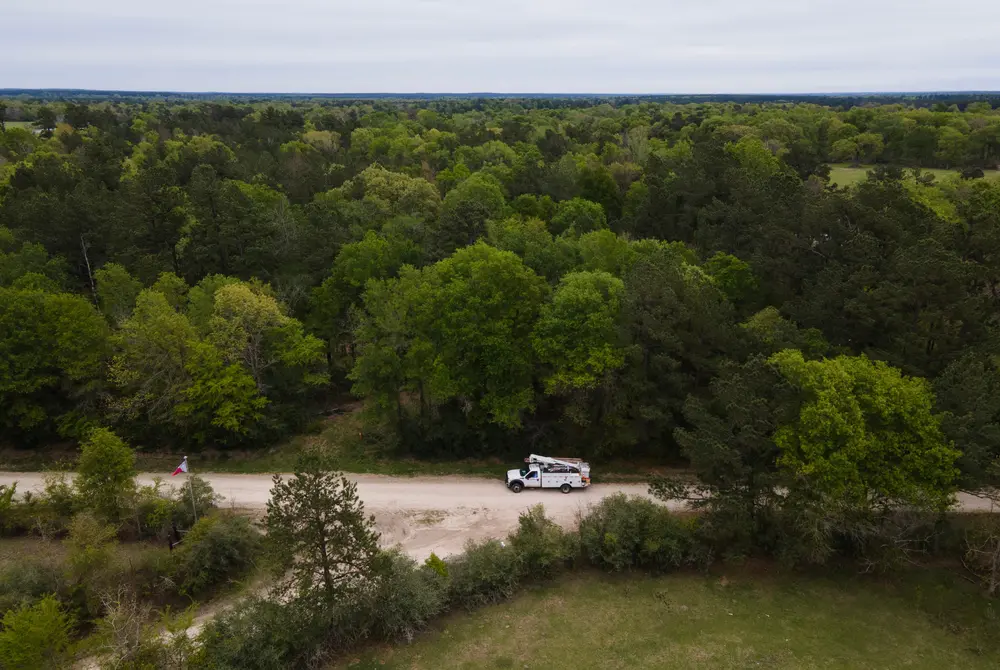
xmin=186 ymin=457 xmax=198 ymax=522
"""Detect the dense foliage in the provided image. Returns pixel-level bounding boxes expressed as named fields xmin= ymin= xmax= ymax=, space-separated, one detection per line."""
xmin=1 ymin=94 xmax=999 ymax=490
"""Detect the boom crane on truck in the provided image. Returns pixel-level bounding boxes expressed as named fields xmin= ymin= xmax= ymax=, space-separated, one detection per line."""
xmin=505 ymin=454 xmax=591 ymax=493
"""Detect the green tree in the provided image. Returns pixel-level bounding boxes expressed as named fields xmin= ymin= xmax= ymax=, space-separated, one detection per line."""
xmin=652 ymin=356 xmax=793 ymax=558
xmin=703 ymin=252 xmax=758 ymax=305
xmin=208 ymin=281 xmax=327 ymax=394
xmin=0 ymin=595 xmax=74 ymax=670
xmin=95 ymin=262 xmax=142 ymax=325
xmin=770 ymin=350 xmax=959 ymax=510
xmin=34 ymin=107 xmax=57 ymax=138
xmin=933 ymin=352 xmax=1000 ymax=490
xmin=549 ymin=197 xmax=607 ymax=236
xmin=486 ymin=216 xmax=578 ymax=281
xmin=109 ymin=289 xmax=198 ymax=430
xmin=265 ymin=457 xmax=381 ymax=609
xmin=75 ymin=427 xmax=137 ymax=523
xmin=533 ymin=271 xmax=626 ymax=393
xmin=352 ymin=244 xmax=545 ymax=430
xmin=0 ymin=287 xmax=108 ymax=437
xmin=0 ymin=228 xmax=68 ymax=288
xmin=336 ymin=164 xmax=441 ymax=224
xmin=309 ymin=229 xmax=421 ymax=372
xmin=434 ymin=173 xmax=505 ymax=256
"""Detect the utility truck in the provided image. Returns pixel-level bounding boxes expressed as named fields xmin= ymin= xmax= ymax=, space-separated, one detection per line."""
xmin=505 ymin=454 xmax=591 ymax=493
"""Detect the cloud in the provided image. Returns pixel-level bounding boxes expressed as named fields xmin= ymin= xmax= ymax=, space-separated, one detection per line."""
xmin=3 ymin=0 xmax=998 ymax=92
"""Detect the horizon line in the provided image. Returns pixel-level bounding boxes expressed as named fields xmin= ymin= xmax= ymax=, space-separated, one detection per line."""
xmin=3 ymin=88 xmax=1000 ymax=98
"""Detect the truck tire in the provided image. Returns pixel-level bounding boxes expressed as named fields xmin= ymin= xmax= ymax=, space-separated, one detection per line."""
xmin=509 ymin=481 xmax=524 ymax=493
xmin=560 ymin=483 xmax=572 ymax=494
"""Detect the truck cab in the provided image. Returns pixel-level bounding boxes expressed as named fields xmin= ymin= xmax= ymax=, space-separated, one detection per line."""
xmin=506 ymin=455 xmax=591 ymax=494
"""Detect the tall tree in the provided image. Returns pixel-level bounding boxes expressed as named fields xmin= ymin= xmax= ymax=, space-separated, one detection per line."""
xmin=265 ymin=457 xmax=381 ymax=609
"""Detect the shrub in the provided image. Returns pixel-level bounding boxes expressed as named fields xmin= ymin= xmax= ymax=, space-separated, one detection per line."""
xmin=964 ymin=514 xmax=1000 ymax=595
xmin=119 ymin=545 xmax=175 ymax=604
xmin=358 ymin=550 xmax=447 ymax=643
xmin=21 ymin=473 xmax=80 ymax=538
xmin=0 ymin=483 xmax=15 ymax=530
xmin=130 ymin=479 xmax=176 ymax=541
xmin=171 ymin=513 xmax=262 ymax=597
xmin=195 ymin=597 xmax=325 ymax=670
xmin=578 ymin=494 xmax=695 ymax=572
xmin=0 ymin=595 xmax=74 ymax=670
xmin=447 ymin=539 xmax=522 ymax=609
xmin=64 ymin=512 xmax=120 ymax=619
xmin=93 ymin=586 xmax=151 ymax=667
xmin=0 ymin=559 xmax=64 ymax=614
xmin=507 ymin=504 xmax=575 ymax=579
xmin=424 ymin=552 xmax=448 ymax=578
xmin=171 ymin=476 xmax=221 ymax=530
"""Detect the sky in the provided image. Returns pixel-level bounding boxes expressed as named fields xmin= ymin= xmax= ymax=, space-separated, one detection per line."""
xmin=4 ymin=0 xmax=999 ymax=94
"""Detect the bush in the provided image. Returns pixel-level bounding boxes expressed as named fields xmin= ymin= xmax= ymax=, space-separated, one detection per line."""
xmin=963 ymin=513 xmax=1000 ymax=595
xmin=447 ymin=539 xmax=522 ymax=609
xmin=424 ymin=552 xmax=448 ymax=578
xmin=93 ymin=586 xmax=151 ymax=667
xmin=0 ymin=595 xmax=74 ymax=670
xmin=0 ymin=559 xmax=65 ymax=614
xmin=195 ymin=597 xmax=325 ymax=670
xmin=65 ymin=512 xmax=120 ymax=619
xmin=578 ymin=494 xmax=696 ymax=572
xmin=171 ymin=513 xmax=262 ymax=597
xmin=129 ymin=479 xmax=176 ymax=541
xmin=358 ymin=550 xmax=447 ymax=643
xmin=171 ymin=476 xmax=221 ymax=530
xmin=507 ymin=504 xmax=576 ymax=579
xmin=19 ymin=473 xmax=80 ymax=538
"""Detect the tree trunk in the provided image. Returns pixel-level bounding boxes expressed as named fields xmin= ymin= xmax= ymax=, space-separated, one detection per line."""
xmin=80 ymin=235 xmax=98 ymax=304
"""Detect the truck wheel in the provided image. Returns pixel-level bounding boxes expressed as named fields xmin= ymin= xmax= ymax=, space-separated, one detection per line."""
xmin=510 ymin=481 xmax=524 ymax=493
xmin=560 ymin=483 xmax=572 ymax=494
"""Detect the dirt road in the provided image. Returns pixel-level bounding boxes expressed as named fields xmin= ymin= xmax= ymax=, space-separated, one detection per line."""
xmin=2 ymin=472 xmax=995 ymax=560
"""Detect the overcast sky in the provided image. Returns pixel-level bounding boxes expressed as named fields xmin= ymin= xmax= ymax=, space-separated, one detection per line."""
xmin=3 ymin=0 xmax=998 ymax=93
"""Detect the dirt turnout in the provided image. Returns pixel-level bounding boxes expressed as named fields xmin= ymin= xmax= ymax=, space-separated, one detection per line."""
xmin=1 ymin=472 xmax=995 ymax=560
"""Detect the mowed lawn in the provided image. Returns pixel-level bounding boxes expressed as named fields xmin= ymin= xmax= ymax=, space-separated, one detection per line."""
xmin=344 ymin=568 xmax=999 ymax=670
xmin=828 ymin=163 xmax=1000 ymax=187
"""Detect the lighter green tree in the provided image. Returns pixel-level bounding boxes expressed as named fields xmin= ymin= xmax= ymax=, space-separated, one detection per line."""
xmin=533 ymin=271 xmax=626 ymax=393
xmin=75 ymin=428 xmax=137 ymax=523
xmin=769 ymin=350 xmax=959 ymax=511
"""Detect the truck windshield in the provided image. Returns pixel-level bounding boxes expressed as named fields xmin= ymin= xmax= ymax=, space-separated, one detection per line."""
xmin=519 ymin=466 xmax=530 ymax=476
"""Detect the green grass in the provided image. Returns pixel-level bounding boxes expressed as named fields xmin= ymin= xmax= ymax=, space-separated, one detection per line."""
xmin=344 ymin=568 xmax=1000 ymax=670
xmin=2 ymin=121 xmax=35 ymax=130
xmin=828 ymin=163 xmax=1000 ymax=187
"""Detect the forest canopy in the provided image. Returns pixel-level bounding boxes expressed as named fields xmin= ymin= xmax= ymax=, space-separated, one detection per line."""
xmin=1 ymin=93 xmax=999 ymax=490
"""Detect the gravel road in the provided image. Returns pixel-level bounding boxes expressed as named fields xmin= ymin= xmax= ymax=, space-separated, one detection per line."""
xmin=1 ymin=472 xmax=995 ymax=560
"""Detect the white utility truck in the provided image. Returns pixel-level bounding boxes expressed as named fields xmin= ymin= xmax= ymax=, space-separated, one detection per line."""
xmin=505 ymin=454 xmax=591 ymax=493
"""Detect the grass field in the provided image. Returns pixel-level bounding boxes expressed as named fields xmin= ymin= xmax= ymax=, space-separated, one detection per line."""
xmin=343 ymin=568 xmax=1000 ymax=670
xmin=2 ymin=121 xmax=35 ymax=130
xmin=828 ymin=163 xmax=1000 ymax=187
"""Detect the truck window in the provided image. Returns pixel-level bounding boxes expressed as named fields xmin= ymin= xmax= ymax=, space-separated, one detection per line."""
xmin=525 ymin=471 xmax=538 ymax=479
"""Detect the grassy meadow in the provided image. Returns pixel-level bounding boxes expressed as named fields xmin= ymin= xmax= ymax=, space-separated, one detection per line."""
xmin=828 ymin=163 xmax=1000 ymax=187
xmin=342 ymin=568 xmax=1000 ymax=670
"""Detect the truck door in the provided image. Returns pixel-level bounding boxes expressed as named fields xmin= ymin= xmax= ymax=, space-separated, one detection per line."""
xmin=523 ymin=468 xmax=541 ymax=488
